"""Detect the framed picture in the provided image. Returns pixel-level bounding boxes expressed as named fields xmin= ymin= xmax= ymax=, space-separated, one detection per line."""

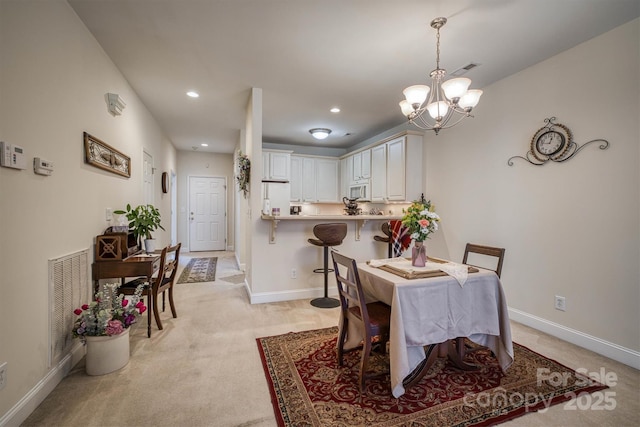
xmin=83 ymin=132 xmax=131 ymax=178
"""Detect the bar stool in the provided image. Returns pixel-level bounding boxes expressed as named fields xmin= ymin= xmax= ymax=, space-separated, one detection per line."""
xmin=373 ymin=221 xmax=392 ymax=258
xmin=308 ymin=223 xmax=347 ymax=308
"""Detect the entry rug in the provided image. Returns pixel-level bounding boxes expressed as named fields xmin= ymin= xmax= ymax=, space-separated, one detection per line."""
xmin=177 ymin=257 xmax=217 ymax=283
xmin=256 ymin=327 xmax=607 ymax=427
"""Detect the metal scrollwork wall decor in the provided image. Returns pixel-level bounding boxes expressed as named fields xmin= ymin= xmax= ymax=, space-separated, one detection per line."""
xmin=508 ymin=117 xmax=609 ymax=166
xmin=83 ymin=132 xmax=131 ymax=177
xmin=236 ymin=151 xmax=250 ymax=198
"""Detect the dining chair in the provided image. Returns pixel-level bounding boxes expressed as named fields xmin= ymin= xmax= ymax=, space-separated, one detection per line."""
xmin=119 ymin=243 xmax=181 ymax=335
xmin=331 ymin=251 xmax=391 ymax=393
xmin=457 ymin=243 xmax=506 ymax=358
xmin=373 ymin=221 xmax=392 ymax=258
xmin=462 ymin=243 xmax=505 ymax=278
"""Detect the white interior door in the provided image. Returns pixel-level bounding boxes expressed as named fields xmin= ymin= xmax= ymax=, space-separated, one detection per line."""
xmin=189 ymin=176 xmax=226 ymax=251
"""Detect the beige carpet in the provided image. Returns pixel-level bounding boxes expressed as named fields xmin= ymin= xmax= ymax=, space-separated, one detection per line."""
xmin=21 ymin=251 xmax=640 ymax=427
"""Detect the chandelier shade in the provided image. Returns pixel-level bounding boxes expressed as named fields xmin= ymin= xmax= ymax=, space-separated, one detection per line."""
xmin=400 ymin=17 xmax=482 ymax=134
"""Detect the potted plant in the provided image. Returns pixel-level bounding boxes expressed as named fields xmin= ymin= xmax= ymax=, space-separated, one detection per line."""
xmin=114 ymin=204 xmax=165 ymax=253
xmin=72 ymin=283 xmax=146 ymax=375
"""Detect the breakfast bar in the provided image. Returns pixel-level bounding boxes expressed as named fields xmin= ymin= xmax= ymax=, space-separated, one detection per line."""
xmin=261 ymin=214 xmax=403 ymax=243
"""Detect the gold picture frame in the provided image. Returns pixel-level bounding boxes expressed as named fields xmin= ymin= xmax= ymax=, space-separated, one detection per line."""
xmin=83 ymin=132 xmax=131 ymax=178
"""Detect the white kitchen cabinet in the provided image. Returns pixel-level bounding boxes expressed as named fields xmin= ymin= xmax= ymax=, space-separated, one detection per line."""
xmin=340 ymin=157 xmax=350 ymax=198
xmin=290 ymin=155 xmax=303 ymax=202
xmin=350 ymin=148 xmax=371 ymax=183
xmin=301 ymin=157 xmax=316 ymax=202
xmin=370 ymin=144 xmax=387 ymax=202
xmin=368 ymin=132 xmax=423 ymax=202
xmin=315 ymin=158 xmax=339 ymax=202
xmin=262 ymin=149 xmax=291 ymax=181
xmin=386 ymin=137 xmax=406 ymax=201
xmin=291 ymin=155 xmax=339 ymax=203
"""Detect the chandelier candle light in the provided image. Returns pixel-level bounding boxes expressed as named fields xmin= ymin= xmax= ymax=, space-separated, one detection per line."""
xmin=399 ymin=17 xmax=482 ymax=134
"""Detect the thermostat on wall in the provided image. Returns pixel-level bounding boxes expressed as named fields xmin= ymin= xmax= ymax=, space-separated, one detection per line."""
xmin=0 ymin=141 xmax=27 ymax=170
xmin=34 ymin=157 xmax=54 ymax=176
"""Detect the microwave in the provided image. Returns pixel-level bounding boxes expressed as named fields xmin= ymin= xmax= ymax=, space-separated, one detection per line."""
xmin=349 ymin=182 xmax=370 ymax=201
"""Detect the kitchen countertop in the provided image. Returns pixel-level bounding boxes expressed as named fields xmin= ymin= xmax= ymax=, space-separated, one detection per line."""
xmin=260 ymin=214 xmax=402 ymax=243
xmin=260 ymin=214 xmax=403 ymax=220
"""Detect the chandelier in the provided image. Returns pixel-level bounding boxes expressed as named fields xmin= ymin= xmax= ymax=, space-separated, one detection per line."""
xmin=399 ymin=17 xmax=482 ymax=134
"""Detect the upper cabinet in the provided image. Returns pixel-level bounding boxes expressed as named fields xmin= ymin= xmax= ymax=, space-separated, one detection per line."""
xmin=350 ymin=148 xmax=371 ymax=183
xmin=369 ymin=133 xmax=424 ymax=202
xmin=290 ymin=155 xmax=303 ymax=202
xmin=262 ymin=149 xmax=291 ymax=181
xmin=290 ymin=155 xmax=339 ymax=203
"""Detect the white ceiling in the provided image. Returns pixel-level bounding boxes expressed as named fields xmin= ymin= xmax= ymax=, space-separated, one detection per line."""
xmin=68 ymin=0 xmax=639 ymax=154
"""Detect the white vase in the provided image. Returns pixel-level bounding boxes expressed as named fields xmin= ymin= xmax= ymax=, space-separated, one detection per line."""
xmin=85 ymin=328 xmax=130 ymax=375
xmin=144 ymin=238 xmax=156 ymax=254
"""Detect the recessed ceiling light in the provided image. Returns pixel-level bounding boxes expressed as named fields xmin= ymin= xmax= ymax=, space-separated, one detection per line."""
xmin=186 ymin=91 xmax=199 ymax=98
xmin=201 ymin=143 xmax=208 ymax=147
xmin=330 ymin=107 xmax=340 ymax=113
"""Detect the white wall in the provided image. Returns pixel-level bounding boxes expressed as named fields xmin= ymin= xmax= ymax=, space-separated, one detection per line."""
xmin=176 ymin=151 xmax=234 ymax=251
xmin=424 ymin=19 xmax=639 ymax=356
xmin=0 ymin=1 xmax=176 ymax=422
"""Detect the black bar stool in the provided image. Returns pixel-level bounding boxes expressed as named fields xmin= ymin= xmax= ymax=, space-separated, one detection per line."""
xmin=308 ymin=223 xmax=347 ymax=308
xmin=373 ymin=221 xmax=392 ymax=258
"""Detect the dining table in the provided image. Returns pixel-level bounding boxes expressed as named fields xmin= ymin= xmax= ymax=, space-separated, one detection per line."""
xmin=342 ymin=257 xmax=514 ymax=398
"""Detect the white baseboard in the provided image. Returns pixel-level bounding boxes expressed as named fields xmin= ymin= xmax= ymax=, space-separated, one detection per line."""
xmin=508 ymin=307 xmax=640 ymax=370
xmin=247 ymin=286 xmax=338 ymax=305
xmin=0 ymin=344 xmax=85 ymax=427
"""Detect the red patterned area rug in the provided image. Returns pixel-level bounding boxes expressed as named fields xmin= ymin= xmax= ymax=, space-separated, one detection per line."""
xmin=256 ymin=327 xmax=607 ymax=427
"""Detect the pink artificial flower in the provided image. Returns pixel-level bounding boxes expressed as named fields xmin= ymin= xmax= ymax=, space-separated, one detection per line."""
xmin=105 ymin=320 xmax=125 ymax=336
xmin=81 ymin=304 xmax=89 ymax=310
xmin=139 ymin=306 xmax=147 ymax=314
xmin=122 ymin=298 xmax=129 ymax=308
xmin=418 ymin=219 xmax=430 ymax=228
xmin=73 ymin=308 xmax=83 ymax=316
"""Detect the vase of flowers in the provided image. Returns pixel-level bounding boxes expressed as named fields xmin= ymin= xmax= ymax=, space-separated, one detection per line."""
xmin=72 ymin=283 xmax=146 ymax=375
xmin=401 ymin=196 xmax=441 ymax=267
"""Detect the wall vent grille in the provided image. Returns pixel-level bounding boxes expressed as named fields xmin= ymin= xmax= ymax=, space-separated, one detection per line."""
xmin=48 ymin=248 xmax=91 ymax=367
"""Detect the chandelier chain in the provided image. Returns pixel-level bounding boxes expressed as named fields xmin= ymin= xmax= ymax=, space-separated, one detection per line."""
xmin=435 ymin=26 xmax=441 ymax=70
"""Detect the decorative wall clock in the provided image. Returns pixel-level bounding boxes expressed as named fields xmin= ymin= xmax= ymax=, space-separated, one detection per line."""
xmin=508 ymin=117 xmax=609 ymax=166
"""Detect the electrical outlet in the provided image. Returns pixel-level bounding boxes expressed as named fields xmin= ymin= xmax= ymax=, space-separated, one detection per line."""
xmin=554 ymin=295 xmax=566 ymax=311
xmin=291 ymin=268 xmax=297 ymax=279
xmin=0 ymin=362 xmax=7 ymax=390
xmin=105 ymin=208 xmax=113 ymax=221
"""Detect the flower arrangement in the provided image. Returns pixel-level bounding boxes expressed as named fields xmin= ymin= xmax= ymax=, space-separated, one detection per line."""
xmin=72 ymin=283 xmax=146 ymax=342
xmin=236 ymin=151 xmax=250 ymax=198
xmin=401 ymin=196 xmax=440 ymax=242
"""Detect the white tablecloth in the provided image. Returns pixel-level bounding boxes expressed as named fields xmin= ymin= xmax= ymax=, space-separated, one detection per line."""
xmin=343 ymin=263 xmax=514 ymax=398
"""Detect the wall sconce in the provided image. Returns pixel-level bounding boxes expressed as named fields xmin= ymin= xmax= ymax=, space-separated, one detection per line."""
xmin=106 ymin=93 xmax=126 ymax=116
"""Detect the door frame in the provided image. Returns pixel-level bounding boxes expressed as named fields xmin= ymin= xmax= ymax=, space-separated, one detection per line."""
xmin=187 ymin=174 xmax=227 ymax=252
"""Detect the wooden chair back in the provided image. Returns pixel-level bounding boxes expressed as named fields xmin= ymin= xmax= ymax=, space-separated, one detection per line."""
xmin=331 ymin=251 xmax=391 ymax=392
xmin=462 ymin=243 xmax=505 ymax=278
xmin=332 ymin=251 xmax=371 ymax=326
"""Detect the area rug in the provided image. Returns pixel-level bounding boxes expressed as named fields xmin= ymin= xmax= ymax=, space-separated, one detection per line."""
xmin=176 ymin=257 xmax=217 ymax=283
xmin=256 ymin=327 xmax=607 ymax=427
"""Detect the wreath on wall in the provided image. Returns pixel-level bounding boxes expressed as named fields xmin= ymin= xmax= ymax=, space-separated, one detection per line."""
xmin=236 ymin=151 xmax=250 ymax=198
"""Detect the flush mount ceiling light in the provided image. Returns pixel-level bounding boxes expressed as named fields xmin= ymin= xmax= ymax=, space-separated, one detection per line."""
xmin=186 ymin=91 xmax=199 ymax=98
xmin=201 ymin=143 xmax=208 ymax=147
xmin=330 ymin=107 xmax=341 ymax=113
xmin=399 ymin=17 xmax=482 ymax=135
xmin=309 ymin=128 xmax=332 ymax=140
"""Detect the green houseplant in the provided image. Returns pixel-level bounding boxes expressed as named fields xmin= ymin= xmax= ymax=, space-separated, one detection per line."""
xmin=114 ymin=204 xmax=165 ymax=253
